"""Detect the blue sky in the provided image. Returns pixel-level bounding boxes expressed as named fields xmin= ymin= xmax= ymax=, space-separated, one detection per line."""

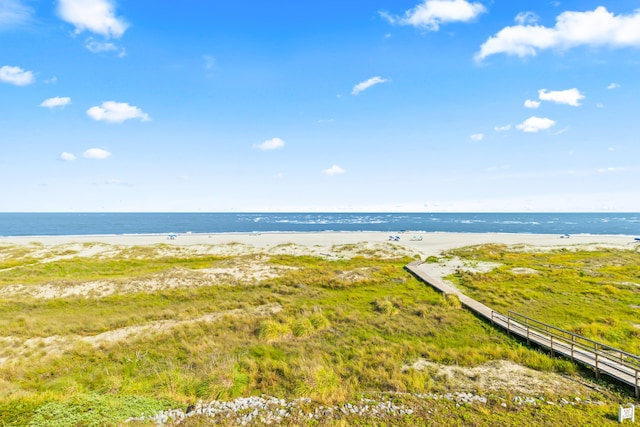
xmin=1 ymin=0 xmax=639 ymax=212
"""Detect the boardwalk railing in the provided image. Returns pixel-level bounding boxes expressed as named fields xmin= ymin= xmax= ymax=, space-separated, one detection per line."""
xmin=490 ymin=310 xmax=640 ymax=397
xmin=405 ymin=261 xmax=640 ymax=397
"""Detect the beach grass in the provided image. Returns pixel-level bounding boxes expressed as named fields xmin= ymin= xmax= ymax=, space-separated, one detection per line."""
xmin=446 ymin=245 xmax=640 ymax=354
xmin=0 ymin=242 xmax=635 ymax=425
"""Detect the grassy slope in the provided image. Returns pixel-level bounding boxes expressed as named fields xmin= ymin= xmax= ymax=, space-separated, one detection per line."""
xmin=446 ymin=245 xmax=640 ymax=354
xmin=0 ymin=244 xmax=635 ymax=426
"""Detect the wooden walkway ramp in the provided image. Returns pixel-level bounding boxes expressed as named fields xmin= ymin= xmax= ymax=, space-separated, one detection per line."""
xmin=405 ymin=261 xmax=640 ymax=397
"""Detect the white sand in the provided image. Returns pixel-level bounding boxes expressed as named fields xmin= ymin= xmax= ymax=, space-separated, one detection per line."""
xmin=1 ymin=231 xmax=637 ymax=258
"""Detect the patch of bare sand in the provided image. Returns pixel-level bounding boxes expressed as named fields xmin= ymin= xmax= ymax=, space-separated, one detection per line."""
xmin=0 ymin=303 xmax=281 ymax=367
xmin=511 ymin=267 xmax=540 ymax=275
xmin=404 ymin=359 xmax=589 ymax=396
xmin=417 ymin=257 xmax=502 ymax=290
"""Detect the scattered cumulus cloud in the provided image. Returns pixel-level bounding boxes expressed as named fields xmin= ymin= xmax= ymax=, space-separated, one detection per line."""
xmin=85 ymin=39 xmax=116 ymax=52
xmin=382 ymin=0 xmax=486 ymax=31
xmin=352 ymin=76 xmax=389 ymax=95
xmin=57 ymin=0 xmax=128 ymax=38
xmin=43 ymin=76 xmax=58 ymax=84
xmin=40 ymin=96 xmax=71 ymax=109
xmin=516 ymin=116 xmax=556 ymax=133
xmin=607 ymin=82 xmax=620 ymax=89
xmin=86 ymin=101 xmax=150 ymax=123
xmin=538 ymin=88 xmax=585 ymax=106
xmin=476 ymin=7 xmax=640 ymax=61
xmin=84 ymin=38 xmax=124 ymax=56
xmin=0 ymin=65 xmax=34 ymax=85
xmin=524 ymin=99 xmax=540 ymax=109
xmin=254 ymin=137 xmax=285 ymax=151
xmin=323 ymin=165 xmax=345 ymax=176
xmin=0 ymin=0 xmax=32 ymax=26
xmin=515 ymin=11 xmax=539 ymax=26
xmin=494 ymin=124 xmax=511 ymax=132
xmin=83 ymin=148 xmax=111 ymax=159
xmin=59 ymin=152 xmax=76 ymax=161
xmin=470 ymin=133 xmax=484 ymax=141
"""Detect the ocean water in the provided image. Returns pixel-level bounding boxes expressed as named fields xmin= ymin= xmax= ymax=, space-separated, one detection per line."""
xmin=0 ymin=213 xmax=638 ymax=237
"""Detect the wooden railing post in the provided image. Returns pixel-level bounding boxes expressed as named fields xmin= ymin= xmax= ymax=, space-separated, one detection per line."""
xmin=595 ymin=353 xmax=600 ymax=380
xmin=571 ymin=335 xmax=575 ymax=359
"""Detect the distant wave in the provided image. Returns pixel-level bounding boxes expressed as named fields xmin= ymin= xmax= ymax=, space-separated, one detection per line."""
xmin=0 ymin=213 xmax=638 ymax=236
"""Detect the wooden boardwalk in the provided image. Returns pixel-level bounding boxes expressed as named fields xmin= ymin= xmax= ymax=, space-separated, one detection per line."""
xmin=405 ymin=261 xmax=640 ymax=397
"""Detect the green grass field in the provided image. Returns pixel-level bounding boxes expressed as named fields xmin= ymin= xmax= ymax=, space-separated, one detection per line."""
xmin=446 ymin=244 xmax=640 ymax=354
xmin=0 ymin=242 xmax=637 ymax=426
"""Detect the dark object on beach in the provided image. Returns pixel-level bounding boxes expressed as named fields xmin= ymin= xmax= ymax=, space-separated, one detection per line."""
xmin=186 ymin=404 xmax=195 ymax=414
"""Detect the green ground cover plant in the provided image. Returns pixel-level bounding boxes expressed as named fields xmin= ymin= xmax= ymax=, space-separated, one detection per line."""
xmin=446 ymin=245 xmax=640 ymax=354
xmin=0 ymin=243 xmax=634 ymax=425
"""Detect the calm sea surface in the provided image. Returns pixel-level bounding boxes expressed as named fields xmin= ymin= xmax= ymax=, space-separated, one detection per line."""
xmin=0 ymin=213 xmax=638 ymax=237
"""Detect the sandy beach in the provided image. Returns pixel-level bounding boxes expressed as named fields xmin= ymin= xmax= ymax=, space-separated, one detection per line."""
xmin=1 ymin=231 xmax=637 ymax=258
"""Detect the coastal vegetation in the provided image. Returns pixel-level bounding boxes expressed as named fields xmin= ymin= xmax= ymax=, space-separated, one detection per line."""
xmin=0 ymin=242 xmax=636 ymax=425
xmin=446 ymin=244 xmax=640 ymax=354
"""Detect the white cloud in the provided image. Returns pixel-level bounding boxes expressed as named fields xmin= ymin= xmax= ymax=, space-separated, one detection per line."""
xmin=85 ymin=38 xmax=117 ymax=52
xmin=57 ymin=0 xmax=128 ymax=38
xmin=476 ymin=7 xmax=640 ymax=61
xmin=83 ymin=148 xmax=111 ymax=159
xmin=524 ymin=99 xmax=540 ymax=109
xmin=516 ymin=116 xmax=556 ymax=133
xmin=384 ymin=0 xmax=486 ymax=31
xmin=515 ymin=11 xmax=539 ymax=26
xmin=494 ymin=124 xmax=511 ymax=132
xmin=86 ymin=101 xmax=150 ymax=123
xmin=470 ymin=133 xmax=484 ymax=141
xmin=607 ymin=82 xmax=620 ymax=89
xmin=0 ymin=0 xmax=32 ymax=26
xmin=40 ymin=96 xmax=71 ymax=109
xmin=254 ymin=137 xmax=285 ymax=151
xmin=59 ymin=152 xmax=76 ymax=161
xmin=0 ymin=65 xmax=34 ymax=86
xmin=538 ymin=88 xmax=585 ymax=106
xmin=323 ymin=165 xmax=345 ymax=176
xmin=352 ymin=76 xmax=389 ymax=95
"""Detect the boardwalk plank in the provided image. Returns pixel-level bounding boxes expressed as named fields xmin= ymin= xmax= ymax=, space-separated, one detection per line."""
xmin=405 ymin=261 xmax=640 ymax=396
